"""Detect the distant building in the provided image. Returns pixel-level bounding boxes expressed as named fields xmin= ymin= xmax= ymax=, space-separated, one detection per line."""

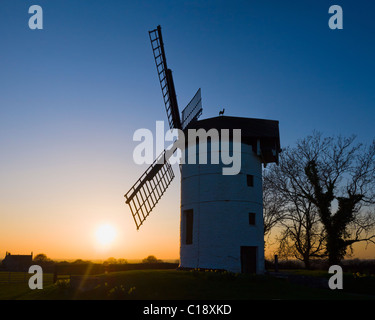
xmin=2 ymin=252 xmax=33 ymax=271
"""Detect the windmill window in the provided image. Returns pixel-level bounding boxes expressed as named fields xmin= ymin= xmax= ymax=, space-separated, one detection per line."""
xmin=184 ymin=210 xmax=193 ymax=245
xmin=247 ymin=175 xmax=254 ymax=187
xmin=248 ymin=212 xmax=256 ymax=225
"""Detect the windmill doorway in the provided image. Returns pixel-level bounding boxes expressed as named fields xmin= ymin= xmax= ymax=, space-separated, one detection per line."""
xmin=240 ymin=246 xmax=257 ymax=273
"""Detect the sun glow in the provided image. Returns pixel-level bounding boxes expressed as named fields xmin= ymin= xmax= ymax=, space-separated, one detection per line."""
xmin=95 ymin=224 xmax=117 ymax=247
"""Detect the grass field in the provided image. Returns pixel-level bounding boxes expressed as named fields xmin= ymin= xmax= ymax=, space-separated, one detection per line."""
xmin=1 ymin=269 xmax=374 ymax=300
xmin=0 ymin=271 xmax=54 ymax=299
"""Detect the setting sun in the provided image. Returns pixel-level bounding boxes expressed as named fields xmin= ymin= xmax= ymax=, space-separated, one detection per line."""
xmin=95 ymin=224 xmax=117 ymax=247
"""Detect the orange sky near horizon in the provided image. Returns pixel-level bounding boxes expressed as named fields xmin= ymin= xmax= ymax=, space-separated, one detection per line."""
xmin=1 ymin=156 xmax=374 ymax=263
xmin=0 ymin=159 xmax=181 ymax=262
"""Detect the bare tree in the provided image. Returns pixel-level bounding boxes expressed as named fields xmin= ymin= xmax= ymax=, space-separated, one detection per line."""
xmin=264 ymin=154 xmax=325 ymax=268
xmin=263 ymin=168 xmax=287 ymax=237
xmin=303 ymin=133 xmax=375 ymax=264
xmin=276 ymin=197 xmax=326 ymax=269
xmin=264 ymin=132 xmax=375 ymax=266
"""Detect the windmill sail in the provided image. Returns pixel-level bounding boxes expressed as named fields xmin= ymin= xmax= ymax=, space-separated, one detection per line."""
xmin=181 ymin=88 xmax=202 ymax=129
xmin=125 ymin=26 xmax=202 ymax=230
xmin=149 ymin=25 xmax=182 ymax=130
xmin=124 ymin=149 xmax=175 ymax=230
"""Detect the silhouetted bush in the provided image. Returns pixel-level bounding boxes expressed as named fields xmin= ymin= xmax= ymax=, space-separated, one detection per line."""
xmin=142 ymin=255 xmax=160 ymax=263
xmin=341 ymin=259 xmax=375 ymax=275
xmin=265 ymin=259 xmax=304 ymax=271
xmin=265 ymin=258 xmax=375 ymax=274
xmin=107 ymin=262 xmax=178 ymax=272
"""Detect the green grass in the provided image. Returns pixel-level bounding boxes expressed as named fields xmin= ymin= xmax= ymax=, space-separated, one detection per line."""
xmin=1 ymin=269 xmax=373 ymax=300
xmin=0 ymin=272 xmax=54 ymax=299
xmin=283 ymin=269 xmax=330 ymax=277
xmin=283 ymin=269 xmax=375 ymax=296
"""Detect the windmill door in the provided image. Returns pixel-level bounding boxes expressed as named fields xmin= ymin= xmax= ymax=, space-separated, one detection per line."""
xmin=240 ymin=246 xmax=257 ymax=273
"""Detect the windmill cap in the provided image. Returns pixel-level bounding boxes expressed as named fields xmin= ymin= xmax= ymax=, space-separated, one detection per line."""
xmin=184 ymin=115 xmax=281 ymax=164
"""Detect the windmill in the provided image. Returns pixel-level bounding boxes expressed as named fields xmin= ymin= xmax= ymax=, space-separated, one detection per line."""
xmin=124 ymin=25 xmax=280 ymax=274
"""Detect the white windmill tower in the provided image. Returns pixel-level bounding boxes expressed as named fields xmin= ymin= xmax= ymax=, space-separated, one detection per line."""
xmin=124 ymin=26 xmax=280 ymax=274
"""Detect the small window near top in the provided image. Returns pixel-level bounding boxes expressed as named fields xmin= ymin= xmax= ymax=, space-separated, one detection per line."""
xmin=247 ymin=175 xmax=254 ymax=187
xmin=249 ymin=213 xmax=256 ymax=225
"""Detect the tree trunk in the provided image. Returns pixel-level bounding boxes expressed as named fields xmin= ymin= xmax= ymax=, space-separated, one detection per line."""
xmin=303 ymin=256 xmax=311 ymax=270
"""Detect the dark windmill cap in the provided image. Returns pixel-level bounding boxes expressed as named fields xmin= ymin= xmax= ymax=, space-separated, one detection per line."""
xmin=184 ymin=115 xmax=281 ymax=164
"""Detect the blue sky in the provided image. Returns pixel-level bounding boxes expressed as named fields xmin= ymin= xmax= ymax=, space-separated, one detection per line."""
xmin=2 ymin=1 xmax=374 ymax=148
xmin=0 ymin=0 xmax=374 ymax=259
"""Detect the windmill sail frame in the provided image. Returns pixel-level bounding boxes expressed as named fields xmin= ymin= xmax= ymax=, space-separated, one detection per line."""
xmin=124 ymin=149 xmax=175 ymax=230
xmin=181 ymin=88 xmax=202 ymax=129
xmin=149 ymin=26 xmax=182 ymax=130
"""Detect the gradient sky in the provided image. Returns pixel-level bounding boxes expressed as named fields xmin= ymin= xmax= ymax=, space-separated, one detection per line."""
xmin=1 ymin=0 xmax=374 ymax=261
